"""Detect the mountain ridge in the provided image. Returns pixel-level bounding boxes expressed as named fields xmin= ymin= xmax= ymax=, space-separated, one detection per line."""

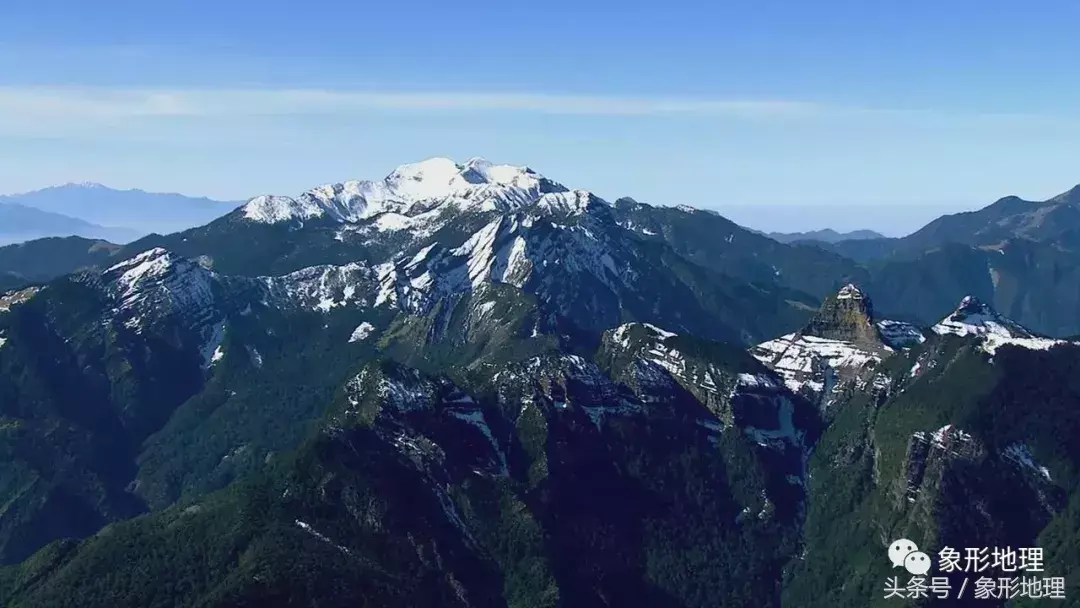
xmin=9 ymin=160 xmax=1080 ymax=339
xmin=827 ymin=183 xmax=1080 ymax=262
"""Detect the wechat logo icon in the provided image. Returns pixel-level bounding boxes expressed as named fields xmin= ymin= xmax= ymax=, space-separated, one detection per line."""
xmin=888 ymin=539 xmax=931 ymax=575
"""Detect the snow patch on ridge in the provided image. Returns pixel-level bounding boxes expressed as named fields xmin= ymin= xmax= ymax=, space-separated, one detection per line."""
xmin=751 ymin=333 xmax=879 ymax=397
xmin=877 ymin=320 xmax=926 ymax=348
xmin=295 ymin=520 xmax=353 ymax=555
xmin=0 ymin=287 xmax=41 ymax=313
xmin=912 ymin=424 xmax=973 ymax=456
xmin=932 ymin=296 xmax=1073 ymax=354
xmin=642 ymin=323 xmax=677 ymax=339
xmin=200 ymin=321 xmax=226 ymax=369
xmin=247 ymin=346 xmax=263 ymax=368
xmin=610 ymin=322 xmax=677 ymax=349
xmin=244 ymin=195 xmax=325 ymax=223
xmin=259 ymin=262 xmax=372 ymax=312
xmin=737 ymin=373 xmax=779 ymax=390
xmin=981 ymin=334 xmax=1065 ymax=354
xmin=349 ymin=322 xmax=375 ymax=342
xmin=456 ymin=218 xmax=504 ymax=288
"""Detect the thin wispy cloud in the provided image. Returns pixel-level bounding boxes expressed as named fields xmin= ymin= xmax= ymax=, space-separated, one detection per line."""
xmin=0 ymin=86 xmax=820 ymax=124
xmin=1 ymin=85 xmax=1077 ymax=142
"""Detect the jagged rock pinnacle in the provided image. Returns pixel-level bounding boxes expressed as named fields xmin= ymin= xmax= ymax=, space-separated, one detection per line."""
xmin=801 ymin=284 xmax=885 ymax=348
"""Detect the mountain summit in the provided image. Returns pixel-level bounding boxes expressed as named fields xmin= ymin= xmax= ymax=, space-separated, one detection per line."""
xmin=750 ymin=284 xmax=922 ymax=407
xmin=800 ymin=283 xmax=884 ymax=350
xmin=932 ymin=295 xmax=1032 ymax=339
xmin=241 ymin=157 xmax=582 ymax=225
xmin=932 ymin=295 xmax=1073 ymax=353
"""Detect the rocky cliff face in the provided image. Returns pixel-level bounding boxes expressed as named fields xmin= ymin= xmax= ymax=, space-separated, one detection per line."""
xmin=750 ymin=284 xmax=920 ymax=413
xmin=800 ymin=283 xmax=886 ymax=351
xmin=898 ymin=424 xmax=1063 ymax=549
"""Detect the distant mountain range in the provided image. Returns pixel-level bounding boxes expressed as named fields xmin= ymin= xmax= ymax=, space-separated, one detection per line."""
xmin=764 ymin=228 xmax=885 ymax=244
xmin=0 ymin=183 xmax=238 ymax=243
xmin=0 ymin=202 xmax=140 ymax=246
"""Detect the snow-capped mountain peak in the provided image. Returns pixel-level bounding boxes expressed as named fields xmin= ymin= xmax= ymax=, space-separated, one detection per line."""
xmin=930 ymin=296 xmax=1074 ymax=354
xmin=61 ymin=181 xmax=109 ymax=190
xmin=241 ymin=157 xmax=571 ymax=225
xmin=932 ymin=295 xmax=1032 ymax=339
xmin=384 ymin=157 xmax=473 ymax=200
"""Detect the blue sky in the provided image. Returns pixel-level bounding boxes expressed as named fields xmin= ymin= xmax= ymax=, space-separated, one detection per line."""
xmin=3 ymin=0 xmax=1080 ymax=234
